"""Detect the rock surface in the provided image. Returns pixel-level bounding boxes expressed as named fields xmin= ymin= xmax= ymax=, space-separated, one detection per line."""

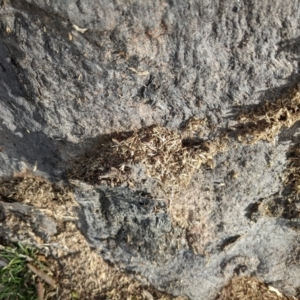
xmin=1 ymin=0 xmax=300 ymax=299
xmin=0 ymin=199 xmax=57 ymax=242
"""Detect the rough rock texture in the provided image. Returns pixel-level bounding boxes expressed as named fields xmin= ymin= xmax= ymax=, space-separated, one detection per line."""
xmin=75 ymin=180 xmax=300 ymax=300
xmin=75 ymin=185 xmax=187 ymax=266
xmin=0 ymin=199 xmax=57 ymax=242
xmin=2 ymin=0 xmax=300 ymax=299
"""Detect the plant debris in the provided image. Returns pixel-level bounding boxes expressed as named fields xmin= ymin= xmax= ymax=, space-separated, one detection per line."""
xmin=284 ymin=144 xmax=300 ymax=193
xmin=216 ymin=276 xmax=296 ymax=300
xmin=0 ymin=174 xmax=75 ymax=212
xmin=69 ymin=119 xmax=226 ymax=193
xmin=237 ymin=85 xmax=300 ymax=144
xmin=0 ymin=242 xmax=54 ymax=300
xmin=27 ymin=263 xmax=56 ymax=288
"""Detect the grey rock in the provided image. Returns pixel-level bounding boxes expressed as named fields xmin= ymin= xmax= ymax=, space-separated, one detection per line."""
xmin=1 ymin=0 xmax=300 ymax=299
xmin=0 ymin=200 xmax=57 ymax=242
xmin=75 ymin=186 xmax=187 ymax=266
xmin=75 ymin=184 xmax=300 ymax=300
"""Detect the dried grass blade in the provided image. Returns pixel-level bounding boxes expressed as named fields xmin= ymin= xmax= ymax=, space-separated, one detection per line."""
xmin=27 ymin=263 xmax=56 ymax=287
xmin=36 ymin=280 xmax=45 ymax=300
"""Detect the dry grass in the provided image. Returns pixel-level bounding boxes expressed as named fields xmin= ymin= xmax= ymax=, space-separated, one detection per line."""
xmin=284 ymin=144 xmax=300 ymax=193
xmin=0 ymin=174 xmax=76 ymax=227
xmin=216 ymin=276 xmax=296 ymax=300
xmin=0 ymin=174 xmax=74 ymax=209
xmin=69 ymin=118 xmax=226 ymax=193
xmin=48 ymin=221 xmax=188 ymax=300
xmin=237 ymin=85 xmax=300 ymax=144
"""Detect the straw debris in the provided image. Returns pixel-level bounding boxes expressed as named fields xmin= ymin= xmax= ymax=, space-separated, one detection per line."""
xmin=237 ymin=85 xmax=300 ymax=144
xmin=217 ymin=276 xmax=295 ymax=300
xmin=69 ymin=119 xmax=226 ymax=193
xmin=284 ymin=144 xmax=300 ymax=193
xmin=0 ymin=175 xmax=75 ymax=211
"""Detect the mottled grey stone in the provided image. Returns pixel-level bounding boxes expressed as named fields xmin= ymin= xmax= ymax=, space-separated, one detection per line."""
xmin=1 ymin=0 xmax=300 ymax=299
xmin=75 ymin=185 xmax=300 ymax=300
